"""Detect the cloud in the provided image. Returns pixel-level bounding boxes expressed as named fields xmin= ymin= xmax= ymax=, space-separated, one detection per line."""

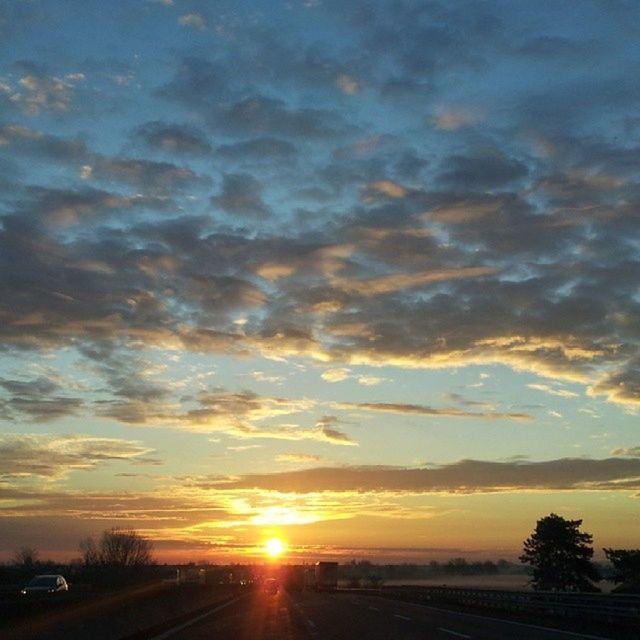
xmin=0 ymin=433 xmax=158 ymax=479
xmin=0 ymin=2 xmax=639 ymax=425
xmin=17 ymin=186 xmax=169 ymax=227
xmin=432 ymin=109 xmax=480 ymax=130
xmin=527 ymin=383 xmax=579 ymax=398
xmin=445 ymin=393 xmax=495 ymax=409
xmin=363 ymin=180 xmax=408 ymax=200
xmin=437 ymin=152 xmax=528 ymax=189
xmin=335 ymin=401 xmax=531 ymax=421
xmin=224 ymin=457 xmax=640 ymax=494
xmin=91 ymin=156 xmax=209 ymax=194
xmin=589 ymin=360 xmax=640 ymax=406
xmin=211 ymin=173 xmax=270 ymax=217
xmin=9 ymin=63 xmax=75 ymax=115
xmin=0 ymin=123 xmax=87 ymax=160
xmin=213 ymin=95 xmax=353 ymax=140
xmin=0 ymin=376 xmax=83 ymax=421
xmin=179 ymin=13 xmax=207 ymax=30
xmin=611 ymin=447 xmax=640 ymax=458
xmin=314 ymin=415 xmax=356 ymax=446
xmin=276 ymin=453 xmax=323 ymax=463
xmin=134 ymin=122 xmax=211 ymax=155
xmin=321 ymin=368 xmax=350 ymax=382
xmin=95 ymin=388 xmax=355 ymax=445
xmin=331 ymin=266 xmax=498 ymax=296
xmin=336 ymin=73 xmax=361 ymax=95
xmin=252 ymin=371 xmax=286 ymax=384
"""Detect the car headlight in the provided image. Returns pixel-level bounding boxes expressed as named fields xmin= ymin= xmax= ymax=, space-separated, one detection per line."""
xmin=20 ymin=589 xmax=26 ymax=595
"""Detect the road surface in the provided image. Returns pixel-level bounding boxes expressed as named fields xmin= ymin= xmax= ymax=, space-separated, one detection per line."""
xmin=162 ymin=589 xmax=612 ymax=640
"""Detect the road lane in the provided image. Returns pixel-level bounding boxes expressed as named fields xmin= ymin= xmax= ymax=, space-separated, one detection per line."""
xmin=288 ymin=591 xmax=613 ymax=640
xmin=165 ymin=588 xmax=311 ymax=640
xmin=163 ymin=589 xmax=614 ymax=640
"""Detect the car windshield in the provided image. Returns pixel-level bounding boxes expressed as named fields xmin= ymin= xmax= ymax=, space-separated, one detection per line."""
xmin=28 ymin=577 xmax=57 ymax=587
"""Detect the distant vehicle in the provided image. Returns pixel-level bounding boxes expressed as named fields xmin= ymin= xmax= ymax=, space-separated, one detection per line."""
xmin=315 ymin=562 xmax=338 ymax=591
xmin=176 ymin=567 xmax=206 ymax=585
xmin=20 ymin=574 xmax=69 ymax=595
xmin=264 ymin=578 xmax=279 ymax=595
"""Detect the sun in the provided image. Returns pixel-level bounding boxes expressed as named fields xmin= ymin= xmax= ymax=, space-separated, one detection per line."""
xmin=265 ymin=537 xmax=285 ymax=558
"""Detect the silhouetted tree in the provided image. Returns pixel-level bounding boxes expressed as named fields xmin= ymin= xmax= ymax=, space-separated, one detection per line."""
xmin=81 ymin=528 xmax=154 ymax=567
xmin=100 ymin=528 xmax=154 ymax=567
xmin=79 ymin=528 xmax=155 ymax=585
xmin=14 ymin=546 xmax=39 ymax=569
xmin=603 ymin=548 xmax=640 ymax=593
xmin=520 ymin=513 xmax=600 ymax=591
xmin=79 ymin=536 xmax=101 ymax=567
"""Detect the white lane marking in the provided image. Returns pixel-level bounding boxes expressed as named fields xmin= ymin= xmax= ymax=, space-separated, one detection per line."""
xmin=307 ymin=619 xmax=316 ymax=628
xmin=394 ymin=613 xmax=412 ymax=621
xmin=368 ymin=605 xmax=380 ymax=611
xmin=148 ymin=595 xmax=245 ymax=640
xmin=438 ymin=628 xmax=472 ymax=639
xmin=371 ymin=598 xmax=612 ymax=640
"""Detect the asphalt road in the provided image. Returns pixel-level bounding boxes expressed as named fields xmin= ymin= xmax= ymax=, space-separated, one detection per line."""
xmin=161 ymin=589 xmax=612 ymax=640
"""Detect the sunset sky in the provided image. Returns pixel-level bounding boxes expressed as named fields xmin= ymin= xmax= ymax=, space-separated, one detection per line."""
xmin=1 ymin=0 xmax=639 ymax=564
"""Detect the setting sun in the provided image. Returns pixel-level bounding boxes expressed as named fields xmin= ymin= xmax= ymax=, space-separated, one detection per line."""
xmin=265 ymin=538 xmax=285 ymax=558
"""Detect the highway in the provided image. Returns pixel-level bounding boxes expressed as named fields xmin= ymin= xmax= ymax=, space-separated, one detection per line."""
xmin=160 ymin=589 xmax=612 ymax=640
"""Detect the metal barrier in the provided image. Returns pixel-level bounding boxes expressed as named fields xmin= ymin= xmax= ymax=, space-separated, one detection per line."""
xmin=381 ymin=585 xmax=640 ymax=623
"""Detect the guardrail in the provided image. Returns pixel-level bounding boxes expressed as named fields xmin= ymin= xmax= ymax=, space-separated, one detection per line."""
xmin=378 ymin=585 xmax=640 ymax=624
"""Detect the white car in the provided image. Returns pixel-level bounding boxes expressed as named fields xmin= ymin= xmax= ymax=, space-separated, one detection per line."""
xmin=21 ymin=574 xmax=69 ymax=595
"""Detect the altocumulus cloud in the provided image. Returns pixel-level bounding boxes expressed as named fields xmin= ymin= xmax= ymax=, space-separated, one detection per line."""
xmin=0 ymin=433 xmax=160 ymax=479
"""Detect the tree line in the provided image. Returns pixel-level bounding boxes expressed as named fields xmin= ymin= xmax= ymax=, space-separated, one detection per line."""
xmin=6 ymin=528 xmax=156 ymax=586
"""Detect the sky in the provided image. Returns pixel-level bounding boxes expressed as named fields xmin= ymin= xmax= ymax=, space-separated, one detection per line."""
xmin=1 ymin=0 xmax=639 ymax=564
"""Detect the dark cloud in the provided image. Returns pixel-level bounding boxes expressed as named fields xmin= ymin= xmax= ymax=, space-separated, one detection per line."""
xmin=0 ymin=376 xmax=59 ymax=396
xmin=213 ymin=95 xmax=354 ymax=140
xmin=437 ymin=153 xmax=528 ymax=189
xmin=590 ymin=359 xmax=640 ymax=405
xmin=15 ymin=186 xmax=170 ymax=227
xmin=225 ymin=457 xmax=640 ymax=493
xmin=0 ymin=123 xmax=87 ymax=162
xmin=0 ymin=376 xmax=83 ymax=421
xmin=211 ymin=173 xmax=270 ymax=217
xmin=133 ymin=121 xmax=212 ymax=155
xmin=91 ymin=155 xmax=210 ymax=194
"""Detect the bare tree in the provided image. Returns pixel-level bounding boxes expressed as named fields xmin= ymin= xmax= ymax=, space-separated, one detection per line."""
xmin=14 ymin=546 xmax=39 ymax=568
xmin=79 ymin=536 xmax=101 ymax=567
xmin=80 ymin=528 xmax=154 ymax=567
xmin=100 ymin=528 xmax=154 ymax=567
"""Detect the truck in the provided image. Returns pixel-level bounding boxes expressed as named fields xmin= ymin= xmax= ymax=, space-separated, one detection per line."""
xmin=315 ymin=561 xmax=338 ymax=592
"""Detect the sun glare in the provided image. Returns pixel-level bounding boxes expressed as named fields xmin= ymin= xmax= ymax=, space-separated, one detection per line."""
xmin=265 ymin=537 xmax=285 ymax=558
